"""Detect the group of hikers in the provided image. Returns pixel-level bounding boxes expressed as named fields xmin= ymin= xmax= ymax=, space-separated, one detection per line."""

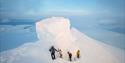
xmin=49 ymin=46 xmax=80 ymax=61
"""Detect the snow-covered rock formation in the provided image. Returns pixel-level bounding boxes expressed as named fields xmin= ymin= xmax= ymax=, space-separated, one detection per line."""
xmin=0 ymin=17 xmax=125 ymax=63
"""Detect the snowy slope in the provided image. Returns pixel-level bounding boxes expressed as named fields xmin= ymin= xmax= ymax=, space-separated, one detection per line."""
xmin=0 ymin=17 xmax=125 ymax=63
xmin=71 ymin=28 xmax=125 ymax=63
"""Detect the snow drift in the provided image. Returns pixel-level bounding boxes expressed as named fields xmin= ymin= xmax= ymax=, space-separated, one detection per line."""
xmin=0 ymin=17 xmax=125 ymax=63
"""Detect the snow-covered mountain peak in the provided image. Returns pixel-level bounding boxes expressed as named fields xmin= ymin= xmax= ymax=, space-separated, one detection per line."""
xmin=36 ymin=17 xmax=78 ymax=51
xmin=0 ymin=17 xmax=124 ymax=63
xmin=36 ymin=17 xmax=71 ymax=38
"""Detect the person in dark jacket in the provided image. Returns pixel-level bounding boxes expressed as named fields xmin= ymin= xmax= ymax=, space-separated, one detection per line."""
xmin=67 ymin=51 xmax=72 ymax=61
xmin=49 ymin=46 xmax=57 ymax=60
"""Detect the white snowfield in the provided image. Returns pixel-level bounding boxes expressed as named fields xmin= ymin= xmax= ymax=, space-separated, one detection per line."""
xmin=0 ymin=17 xmax=125 ymax=63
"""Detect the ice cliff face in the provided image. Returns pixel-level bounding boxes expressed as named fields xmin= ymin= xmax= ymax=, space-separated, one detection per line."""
xmin=36 ymin=17 xmax=79 ymax=52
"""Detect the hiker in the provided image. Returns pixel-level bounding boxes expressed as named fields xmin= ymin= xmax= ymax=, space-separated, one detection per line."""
xmin=58 ymin=49 xmax=63 ymax=58
xmin=76 ymin=50 xmax=80 ymax=59
xmin=49 ymin=46 xmax=57 ymax=60
xmin=67 ymin=51 xmax=72 ymax=61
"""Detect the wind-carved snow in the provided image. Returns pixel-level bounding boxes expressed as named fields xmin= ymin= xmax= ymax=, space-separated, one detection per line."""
xmin=36 ymin=17 xmax=79 ymax=53
xmin=0 ymin=17 xmax=125 ymax=63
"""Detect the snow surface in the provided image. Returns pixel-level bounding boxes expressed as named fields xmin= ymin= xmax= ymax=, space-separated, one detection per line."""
xmin=0 ymin=17 xmax=125 ymax=63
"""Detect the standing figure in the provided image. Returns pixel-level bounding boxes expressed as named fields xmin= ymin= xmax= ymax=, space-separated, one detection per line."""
xmin=58 ymin=49 xmax=63 ymax=58
xmin=49 ymin=46 xmax=57 ymax=60
xmin=67 ymin=51 xmax=72 ymax=61
xmin=76 ymin=50 xmax=80 ymax=59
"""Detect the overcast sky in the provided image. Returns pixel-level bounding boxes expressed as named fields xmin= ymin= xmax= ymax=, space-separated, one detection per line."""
xmin=0 ymin=0 xmax=125 ymax=19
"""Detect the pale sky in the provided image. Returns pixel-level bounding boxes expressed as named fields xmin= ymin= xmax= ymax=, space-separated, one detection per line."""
xmin=0 ymin=0 xmax=125 ymax=18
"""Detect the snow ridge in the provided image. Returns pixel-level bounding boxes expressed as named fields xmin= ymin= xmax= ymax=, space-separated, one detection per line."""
xmin=0 ymin=17 xmax=125 ymax=63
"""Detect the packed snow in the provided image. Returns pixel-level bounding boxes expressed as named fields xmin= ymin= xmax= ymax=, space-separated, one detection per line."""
xmin=0 ymin=17 xmax=125 ymax=63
